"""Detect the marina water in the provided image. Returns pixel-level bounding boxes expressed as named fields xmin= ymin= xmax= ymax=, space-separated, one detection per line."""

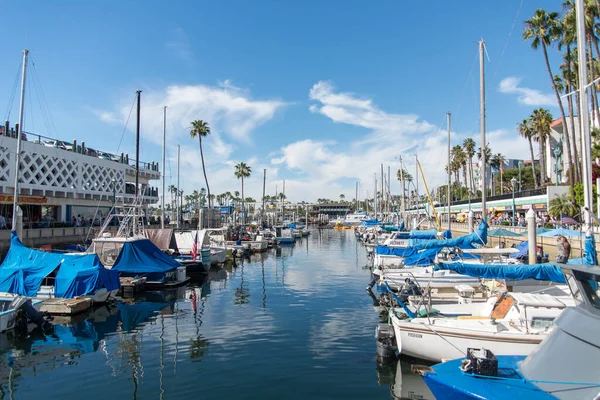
xmin=0 ymin=230 xmax=415 ymax=399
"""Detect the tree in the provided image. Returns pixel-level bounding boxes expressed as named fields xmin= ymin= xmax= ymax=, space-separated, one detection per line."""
xmin=339 ymin=194 xmax=345 ymax=202
xmin=548 ymin=193 xmax=579 ymax=218
xmin=491 ymin=153 xmax=507 ymax=193
xmin=463 ymin=138 xmax=476 ymax=194
xmin=518 ymin=119 xmax=540 ymax=188
xmin=530 ymin=108 xmax=553 ymax=184
xmin=477 ymin=145 xmax=492 ymax=195
xmin=234 ymin=162 xmax=252 ymax=225
xmin=190 ymin=120 xmax=212 ymax=214
xmin=523 ymin=8 xmax=571 ymax=183
xmin=396 ymin=168 xmax=413 ymax=182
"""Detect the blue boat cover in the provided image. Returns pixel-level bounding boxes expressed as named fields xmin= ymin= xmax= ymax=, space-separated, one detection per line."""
xmin=361 ymin=219 xmax=378 ymax=227
xmin=111 ymin=239 xmax=182 ymax=274
xmin=117 ymin=301 xmax=171 ymax=331
xmin=435 ymin=261 xmax=566 ymax=283
xmin=410 ymin=229 xmax=438 ymax=239
xmin=0 ymin=232 xmax=119 ymax=297
xmin=412 ymin=222 xmax=487 ymax=250
xmin=568 ymin=235 xmax=598 ymax=265
xmin=510 ymin=241 xmax=529 ymax=259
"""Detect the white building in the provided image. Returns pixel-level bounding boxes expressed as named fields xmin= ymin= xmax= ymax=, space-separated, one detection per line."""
xmin=0 ymin=123 xmax=159 ymax=226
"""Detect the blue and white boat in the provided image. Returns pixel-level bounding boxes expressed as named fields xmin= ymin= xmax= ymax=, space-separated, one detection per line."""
xmin=275 ymin=226 xmax=294 ymax=244
xmin=0 ymin=232 xmax=120 ymax=304
xmin=420 ymin=262 xmax=600 ymax=399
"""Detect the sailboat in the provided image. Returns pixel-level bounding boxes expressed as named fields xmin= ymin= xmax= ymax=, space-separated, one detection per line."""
xmin=87 ymin=91 xmax=189 ymax=289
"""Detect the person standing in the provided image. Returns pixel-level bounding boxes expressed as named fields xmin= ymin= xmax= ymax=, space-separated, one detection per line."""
xmin=556 ymin=235 xmax=571 ymax=263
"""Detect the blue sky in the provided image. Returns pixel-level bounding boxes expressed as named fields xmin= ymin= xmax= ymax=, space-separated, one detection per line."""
xmin=1 ymin=0 xmax=564 ymax=201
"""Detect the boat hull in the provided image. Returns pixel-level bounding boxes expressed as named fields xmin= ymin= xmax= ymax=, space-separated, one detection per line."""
xmin=0 ymin=298 xmax=44 ymax=332
xmin=390 ymin=315 xmax=542 ymax=362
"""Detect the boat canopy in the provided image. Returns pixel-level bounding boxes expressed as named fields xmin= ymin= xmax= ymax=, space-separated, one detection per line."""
xmin=411 ymin=222 xmax=487 ymax=250
xmin=435 ymin=262 xmax=566 ymax=283
xmin=0 ymin=232 xmax=120 ymax=297
xmin=144 ymin=228 xmax=178 ymax=251
xmin=111 ymin=239 xmax=182 ymax=274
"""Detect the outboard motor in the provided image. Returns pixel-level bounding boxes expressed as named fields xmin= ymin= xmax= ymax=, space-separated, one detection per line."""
xmin=9 ymin=297 xmax=53 ymax=334
xmin=398 ymin=279 xmax=422 ymax=303
xmin=375 ymin=323 xmax=396 ymax=358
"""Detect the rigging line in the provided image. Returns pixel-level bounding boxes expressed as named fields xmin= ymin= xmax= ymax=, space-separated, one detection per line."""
xmin=114 ymin=94 xmax=137 ymax=156
xmin=491 ymin=0 xmax=526 ymax=81
xmin=4 ymin=60 xmax=22 ymax=121
xmin=454 ymin=50 xmax=479 ymax=119
xmin=31 ymin=60 xmax=59 ymax=137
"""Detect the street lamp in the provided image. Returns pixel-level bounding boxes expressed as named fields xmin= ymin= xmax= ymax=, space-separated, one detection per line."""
xmin=511 ymin=177 xmax=517 ymax=226
xmin=518 ymin=161 xmax=523 ymax=192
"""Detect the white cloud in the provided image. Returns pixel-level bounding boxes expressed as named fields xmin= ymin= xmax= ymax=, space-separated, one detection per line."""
xmin=264 ymin=81 xmax=533 ymax=202
xmin=498 ymin=77 xmax=556 ymax=107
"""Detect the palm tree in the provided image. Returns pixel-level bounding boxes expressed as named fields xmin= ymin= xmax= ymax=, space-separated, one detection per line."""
xmin=523 ymin=8 xmax=571 ymax=176
xmin=477 ymin=145 xmax=492 ymax=196
xmin=531 ymin=108 xmax=554 ymax=184
xmin=518 ymin=119 xmax=540 ymax=188
xmin=189 ymin=120 xmax=212 ymax=210
xmin=492 ymin=153 xmax=507 ymax=193
xmin=463 ymin=138 xmax=476 ymax=194
xmin=234 ymin=162 xmax=252 ymax=224
xmin=396 ymin=168 xmax=413 ymax=183
xmin=451 ymin=145 xmax=466 ymax=188
xmin=559 ymin=4 xmax=578 ymax=183
xmin=339 ymin=194 xmax=345 ymax=202
xmin=548 ymin=193 xmax=578 ymax=218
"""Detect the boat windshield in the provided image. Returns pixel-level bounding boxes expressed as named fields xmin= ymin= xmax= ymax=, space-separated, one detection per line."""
xmin=569 ymin=269 xmax=600 ymax=309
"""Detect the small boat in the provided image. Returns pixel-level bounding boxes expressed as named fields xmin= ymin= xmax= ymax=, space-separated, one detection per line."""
xmin=389 ymin=291 xmax=572 ymax=362
xmin=0 ymin=232 xmax=120 ymax=304
xmin=275 ymin=226 xmax=294 ymax=244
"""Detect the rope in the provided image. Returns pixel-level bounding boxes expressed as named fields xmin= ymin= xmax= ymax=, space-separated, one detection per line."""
xmin=4 ymin=59 xmax=22 ymax=121
xmin=491 ymin=0 xmax=526 ymax=81
xmin=113 ymin=94 xmax=137 ymax=156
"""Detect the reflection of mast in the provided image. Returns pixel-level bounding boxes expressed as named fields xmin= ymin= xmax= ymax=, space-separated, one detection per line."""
xmin=159 ymin=315 xmax=165 ymax=400
xmin=261 ymin=259 xmax=266 ymax=309
xmin=174 ymin=302 xmax=179 ymax=375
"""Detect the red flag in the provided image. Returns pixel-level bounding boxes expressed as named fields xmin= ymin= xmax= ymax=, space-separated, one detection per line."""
xmin=191 ymin=231 xmax=198 ymax=259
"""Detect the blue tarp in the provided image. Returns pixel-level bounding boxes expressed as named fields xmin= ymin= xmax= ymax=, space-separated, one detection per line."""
xmin=361 ymin=219 xmax=378 ymax=227
xmin=0 ymin=232 xmax=119 ymax=297
xmin=376 ymin=246 xmax=416 ymax=256
xmin=112 ymin=239 xmax=182 ymax=277
xmin=568 ymin=235 xmax=598 ymax=265
xmin=410 ymin=229 xmax=439 ymax=239
xmin=55 ymin=254 xmax=120 ymax=298
xmin=411 ymin=221 xmax=488 ymax=250
xmin=510 ymin=241 xmax=529 ymax=259
xmin=435 ymin=262 xmax=566 ymax=283
xmin=117 ymin=301 xmax=171 ymax=331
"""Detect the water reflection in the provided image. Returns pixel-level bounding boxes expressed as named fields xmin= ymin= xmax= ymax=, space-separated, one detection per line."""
xmin=386 ymin=357 xmax=435 ymax=400
xmin=0 ymin=230 xmax=394 ymax=399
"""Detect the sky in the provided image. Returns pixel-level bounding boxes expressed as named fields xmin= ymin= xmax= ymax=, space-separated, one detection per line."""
xmin=0 ymin=0 xmax=568 ymax=203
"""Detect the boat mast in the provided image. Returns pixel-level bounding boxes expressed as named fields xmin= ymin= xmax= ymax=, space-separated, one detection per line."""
xmin=479 ymin=39 xmax=487 ymax=222
xmin=381 ymin=164 xmax=384 ymax=221
xmin=262 ymin=168 xmax=266 ymax=226
xmin=177 ymin=144 xmax=180 ymax=229
xmin=161 ymin=106 xmax=166 ymax=229
xmin=374 ymin=173 xmax=378 ymax=220
xmin=135 ymin=90 xmax=141 ymax=198
xmin=576 ymin=0 xmax=593 ymax=228
xmin=282 ymin=179 xmax=286 ymax=224
xmin=11 ymin=49 xmax=28 ymax=234
xmin=447 ymin=111 xmax=451 ymax=231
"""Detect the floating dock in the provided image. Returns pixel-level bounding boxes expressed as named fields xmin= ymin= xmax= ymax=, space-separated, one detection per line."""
xmin=119 ymin=277 xmax=147 ymax=296
xmin=40 ymin=298 xmax=91 ymax=315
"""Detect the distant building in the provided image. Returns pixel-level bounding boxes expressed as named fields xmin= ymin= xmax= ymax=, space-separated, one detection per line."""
xmin=310 ymin=202 xmax=351 ymax=218
xmin=549 ymin=116 xmax=585 ymax=184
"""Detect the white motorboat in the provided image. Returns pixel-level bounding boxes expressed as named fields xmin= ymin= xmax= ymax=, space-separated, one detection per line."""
xmin=390 ymin=291 xmax=572 ymax=362
xmin=275 ymin=226 xmax=294 ymax=244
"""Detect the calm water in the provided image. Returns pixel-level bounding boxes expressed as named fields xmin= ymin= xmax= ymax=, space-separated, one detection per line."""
xmin=0 ymin=230 xmax=429 ymax=400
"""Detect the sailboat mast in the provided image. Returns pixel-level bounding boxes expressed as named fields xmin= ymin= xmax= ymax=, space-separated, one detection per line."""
xmin=135 ymin=90 xmax=141 ymax=198
xmin=479 ymin=39 xmax=487 ymax=221
xmin=161 ymin=106 xmax=166 ymax=229
xmin=447 ymin=111 xmax=451 ymax=231
xmin=262 ymin=168 xmax=266 ymax=225
xmin=11 ymin=49 xmax=28 ymax=233
xmin=177 ymin=144 xmax=180 ymax=229
xmin=576 ymin=0 xmax=593 ymax=228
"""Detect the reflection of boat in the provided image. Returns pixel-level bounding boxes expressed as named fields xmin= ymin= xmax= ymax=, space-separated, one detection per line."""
xmin=390 ymin=358 xmax=434 ymax=400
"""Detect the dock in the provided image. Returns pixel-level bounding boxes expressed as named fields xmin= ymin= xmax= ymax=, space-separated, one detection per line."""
xmin=119 ymin=277 xmax=147 ymax=296
xmin=40 ymin=298 xmax=91 ymax=315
